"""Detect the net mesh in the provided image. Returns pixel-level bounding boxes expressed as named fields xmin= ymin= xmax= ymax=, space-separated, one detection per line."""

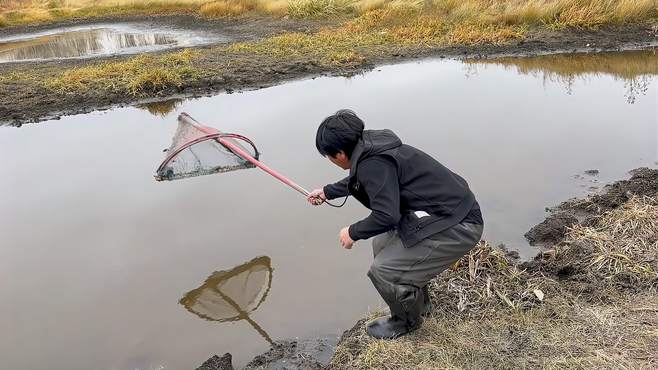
xmin=156 ymin=114 xmax=257 ymax=181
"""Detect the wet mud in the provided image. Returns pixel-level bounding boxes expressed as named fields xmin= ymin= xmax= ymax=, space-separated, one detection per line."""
xmin=196 ymin=354 xmax=234 ymax=370
xmin=525 ymin=212 xmax=579 ymax=246
xmin=197 ymin=338 xmax=338 ymax=370
xmin=1 ymin=19 xmax=657 ymax=125
xmin=523 ymin=168 xmax=658 ymax=300
xmin=527 ymin=167 xmax=658 ymax=247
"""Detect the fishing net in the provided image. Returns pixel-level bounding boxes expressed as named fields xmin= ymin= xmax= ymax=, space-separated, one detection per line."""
xmin=156 ymin=113 xmax=259 ymax=181
xmin=179 ymin=256 xmax=273 ymax=343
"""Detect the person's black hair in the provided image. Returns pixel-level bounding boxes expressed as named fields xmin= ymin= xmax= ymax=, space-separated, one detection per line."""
xmin=315 ymin=109 xmax=365 ymax=158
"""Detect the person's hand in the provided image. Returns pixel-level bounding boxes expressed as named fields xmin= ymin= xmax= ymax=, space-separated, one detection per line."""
xmin=307 ymin=188 xmax=326 ymax=206
xmin=339 ymin=227 xmax=354 ymax=249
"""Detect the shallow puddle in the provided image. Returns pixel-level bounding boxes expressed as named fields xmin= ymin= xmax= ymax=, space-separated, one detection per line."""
xmin=1 ymin=50 xmax=656 ymax=370
xmin=0 ymin=24 xmax=224 ymax=63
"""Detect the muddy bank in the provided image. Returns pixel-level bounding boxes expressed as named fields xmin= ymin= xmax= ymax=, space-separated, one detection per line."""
xmin=526 ymin=167 xmax=658 ymax=246
xmin=1 ymin=22 xmax=656 ymax=126
xmin=329 ymin=168 xmax=658 ymax=368
xmin=198 ymin=168 xmax=658 ymax=369
xmin=195 ymin=337 xmax=339 ymax=370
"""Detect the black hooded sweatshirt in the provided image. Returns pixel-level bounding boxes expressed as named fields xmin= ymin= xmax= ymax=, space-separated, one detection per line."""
xmin=323 ymin=129 xmax=482 ymax=248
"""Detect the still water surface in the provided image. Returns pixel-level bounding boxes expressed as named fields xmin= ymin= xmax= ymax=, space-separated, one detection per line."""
xmin=0 ymin=23 xmax=224 ymax=63
xmin=1 ymin=50 xmax=656 ymax=370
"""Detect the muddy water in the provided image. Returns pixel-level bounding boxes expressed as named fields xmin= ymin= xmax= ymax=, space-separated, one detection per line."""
xmin=1 ymin=50 xmax=657 ymax=370
xmin=0 ymin=24 xmax=223 ymax=63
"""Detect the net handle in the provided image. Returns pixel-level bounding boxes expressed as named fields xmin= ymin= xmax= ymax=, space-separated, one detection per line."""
xmin=179 ymin=113 xmax=311 ymax=197
xmin=217 ymin=135 xmax=310 ymax=197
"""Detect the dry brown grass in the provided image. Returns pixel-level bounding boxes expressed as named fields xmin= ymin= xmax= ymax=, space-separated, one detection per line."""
xmin=0 ymin=0 xmax=656 ymax=28
xmin=198 ymin=0 xmax=259 ymax=17
xmin=332 ymin=293 xmax=658 ymax=369
xmin=287 ymin=0 xmax=353 ymax=18
xmin=226 ymin=7 xmax=524 ymax=67
xmin=331 ymin=195 xmax=658 ymax=369
xmin=560 ymin=196 xmax=658 ymax=285
xmin=45 ymin=49 xmax=201 ymax=96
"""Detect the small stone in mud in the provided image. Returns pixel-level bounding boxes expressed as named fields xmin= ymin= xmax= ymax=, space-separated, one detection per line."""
xmin=525 ymin=212 xmax=579 ymax=246
xmin=584 ymin=169 xmax=599 ymax=176
xmin=196 ymin=353 xmax=234 ymax=370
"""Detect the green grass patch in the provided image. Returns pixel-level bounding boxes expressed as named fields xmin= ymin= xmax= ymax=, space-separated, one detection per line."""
xmin=45 ymin=49 xmax=202 ymax=96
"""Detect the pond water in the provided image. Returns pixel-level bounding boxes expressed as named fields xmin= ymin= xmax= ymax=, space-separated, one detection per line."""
xmin=0 ymin=23 xmax=224 ymax=63
xmin=1 ymin=50 xmax=656 ymax=370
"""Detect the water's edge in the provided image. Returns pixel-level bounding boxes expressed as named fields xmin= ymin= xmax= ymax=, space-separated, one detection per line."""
xmin=2 ymin=25 xmax=656 ymax=127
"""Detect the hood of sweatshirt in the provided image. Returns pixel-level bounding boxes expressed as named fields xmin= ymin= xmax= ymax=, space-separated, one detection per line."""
xmin=349 ymin=129 xmax=402 ymax=176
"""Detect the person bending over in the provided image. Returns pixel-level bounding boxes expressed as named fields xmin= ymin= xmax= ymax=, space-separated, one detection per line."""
xmin=308 ymin=109 xmax=483 ymax=339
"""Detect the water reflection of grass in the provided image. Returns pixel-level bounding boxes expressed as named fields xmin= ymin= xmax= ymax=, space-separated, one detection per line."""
xmin=136 ymin=98 xmax=182 ymax=116
xmin=468 ymin=50 xmax=658 ymax=103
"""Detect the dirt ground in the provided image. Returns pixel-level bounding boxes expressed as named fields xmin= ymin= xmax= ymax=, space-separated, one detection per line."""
xmin=0 ymin=16 xmax=656 ymax=126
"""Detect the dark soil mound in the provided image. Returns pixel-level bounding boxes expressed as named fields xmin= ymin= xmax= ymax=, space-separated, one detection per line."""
xmin=524 ymin=212 xmax=578 ymax=246
xmin=196 ymin=353 xmax=234 ymax=370
xmin=562 ymin=167 xmax=658 ymax=213
xmin=525 ymin=168 xmax=658 ymax=247
xmin=243 ymin=339 xmax=333 ymax=370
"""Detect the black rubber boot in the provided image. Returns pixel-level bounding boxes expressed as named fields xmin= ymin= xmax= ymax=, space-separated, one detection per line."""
xmin=421 ymin=285 xmax=432 ymax=317
xmin=366 ymin=314 xmax=411 ymax=340
xmin=366 ymin=282 xmax=424 ymax=339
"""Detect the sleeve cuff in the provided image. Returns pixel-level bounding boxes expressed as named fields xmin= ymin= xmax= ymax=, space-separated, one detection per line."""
xmin=323 ymin=184 xmax=338 ymax=200
xmin=348 ymin=224 xmax=361 ymax=241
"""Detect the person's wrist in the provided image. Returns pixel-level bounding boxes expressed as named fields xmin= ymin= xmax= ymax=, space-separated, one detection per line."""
xmin=347 ymin=225 xmax=359 ymax=241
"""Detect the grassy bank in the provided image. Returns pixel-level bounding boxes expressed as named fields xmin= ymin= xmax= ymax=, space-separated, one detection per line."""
xmin=2 ymin=1 xmax=658 ymax=125
xmin=44 ymin=49 xmax=202 ymax=96
xmin=331 ymin=170 xmax=658 ymax=369
xmin=2 ymin=0 xmax=657 ymax=101
xmin=1 ymin=0 xmax=657 ymax=29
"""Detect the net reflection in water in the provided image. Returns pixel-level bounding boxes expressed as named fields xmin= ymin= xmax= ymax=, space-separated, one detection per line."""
xmin=179 ymin=256 xmax=274 ymax=344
